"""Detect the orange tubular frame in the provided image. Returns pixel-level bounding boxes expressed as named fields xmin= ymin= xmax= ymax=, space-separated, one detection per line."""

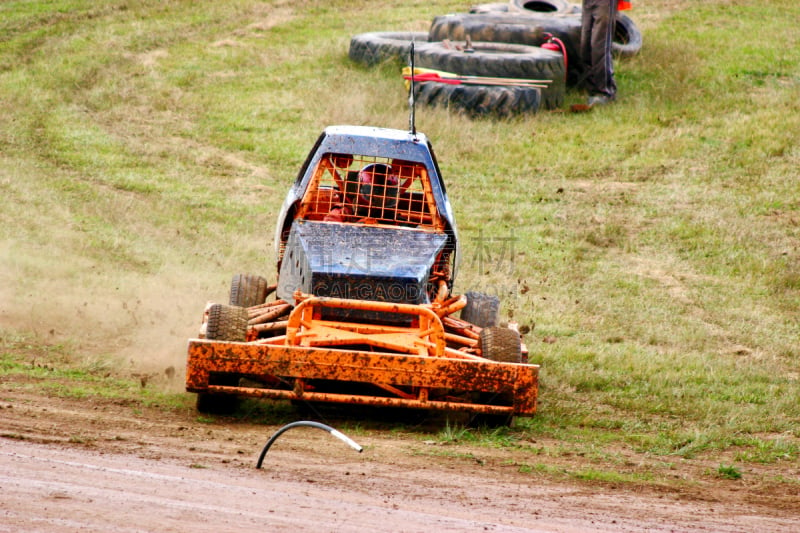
xmin=186 ymin=296 xmax=539 ymax=416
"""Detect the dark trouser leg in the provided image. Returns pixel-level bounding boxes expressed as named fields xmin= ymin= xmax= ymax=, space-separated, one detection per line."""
xmin=580 ymin=0 xmax=617 ymax=99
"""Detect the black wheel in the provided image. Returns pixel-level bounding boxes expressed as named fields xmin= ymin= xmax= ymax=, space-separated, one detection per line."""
xmin=510 ymin=0 xmax=571 ymax=14
xmin=205 ymin=304 xmax=248 ymax=342
xmin=196 ymin=371 xmax=242 ymax=415
xmin=230 ymin=273 xmax=268 ymax=308
xmin=460 ymin=291 xmax=500 ymax=328
xmin=428 ymin=11 xmax=642 ymax=86
xmin=349 ymin=31 xmax=430 ymax=66
xmin=429 ymin=13 xmax=580 ymax=87
xmin=415 ymin=40 xmax=565 ymax=109
xmin=612 ymin=13 xmax=643 ymax=59
xmin=473 ymin=1 xmax=576 ymax=14
xmin=469 ymin=409 xmax=513 ymax=428
xmin=479 ymin=326 xmax=523 ymax=363
xmin=413 ymin=81 xmax=541 ymax=117
xmin=429 ymin=12 xmax=580 ymax=50
xmin=196 ymin=389 xmax=240 ymax=415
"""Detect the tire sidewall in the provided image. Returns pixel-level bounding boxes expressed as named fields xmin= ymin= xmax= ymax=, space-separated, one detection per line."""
xmin=414 ymin=81 xmax=541 ymax=117
xmin=349 ymin=31 xmax=430 ymax=66
xmin=414 ymin=41 xmax=565 ymax=109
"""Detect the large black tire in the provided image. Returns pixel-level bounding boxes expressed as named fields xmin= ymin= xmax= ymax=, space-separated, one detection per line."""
xmin=429 ymin=12 xmax=642 ymax=85
xmin=460 ymin=291 xmax=500 ymax=328
xmin=229 ymin=273 xmax=268 ymax=308
xmin=349 ymin=31 xmax=430 ymax=66
xmin=479 ymin=326 xmax=523 ymax=363
xmin=510 ymin=0 xmax=572 ymax=13
xmin=429 ymin=13 xmax=579 ymax=53
xmin=612 ymin=13 xmax=643 ymax=59
xmin=414 ymin=41 xmax=565 ymax=110
xmin=473 ymin=1 xmax=576 ymax=14
xmin=205 ymin=304 xmax=248 ymax=341
xmin=413 ymin=81 xmax=540 ymax=116
xmin=430 ymin=13 xmax=579 ymax=85
xmin=196 ymin=388 xmax=240 ymax=415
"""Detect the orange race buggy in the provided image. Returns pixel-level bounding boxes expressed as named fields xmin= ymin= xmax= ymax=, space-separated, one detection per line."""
xmin=186 ymin=126 xmax=539 ymax=422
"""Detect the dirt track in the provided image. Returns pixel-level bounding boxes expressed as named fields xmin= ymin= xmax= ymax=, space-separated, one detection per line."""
xmin=1 ymin=384 xmax=798 ymax=533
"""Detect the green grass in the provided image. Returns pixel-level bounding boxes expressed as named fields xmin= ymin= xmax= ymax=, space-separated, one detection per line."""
xmin=1 ymin=0 xmax=798 ymax=485
xmin=0 ymin=333 xmax=190 ymax=410
xmin=715 ymin=463 xmax=743 ymax=480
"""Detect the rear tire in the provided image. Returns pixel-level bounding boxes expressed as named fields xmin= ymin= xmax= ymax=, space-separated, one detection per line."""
xmin=196 ymin=387 xmax=240 ymax=415
xmin=230 ymin=273 xmax=269 ymax=308
xmin=460 ymin=291 xmax=500 ymax=328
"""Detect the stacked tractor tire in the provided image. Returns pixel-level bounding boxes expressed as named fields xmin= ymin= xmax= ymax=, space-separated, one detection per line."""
xmin=349 ymin=0 xmax=642 ymax=116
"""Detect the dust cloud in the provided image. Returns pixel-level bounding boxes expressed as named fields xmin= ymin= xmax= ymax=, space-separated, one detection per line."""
xmin=0 ymin=240 xmax=237 ymax=392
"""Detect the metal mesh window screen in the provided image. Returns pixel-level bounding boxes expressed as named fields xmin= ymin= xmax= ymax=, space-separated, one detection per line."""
xmin=303 ymin=153 xmax=435 ymax=228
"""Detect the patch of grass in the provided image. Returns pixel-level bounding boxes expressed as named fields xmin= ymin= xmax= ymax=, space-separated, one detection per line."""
xmin=571 ymin=468 xmax=654 ymax=484
xmin=734 ymin=437 xmax=798 ymax=464
xmin=1 ymin=433 xmax=27 ymax=441
xmin=509 ymin=460 xmax=654 ymax=485
xmin=715 ymin=464 xmax=743 ymax=480
xmin=436 ymin=422 xmax=478 ymax=445
xmin=68 ymin=434 xmax=94 ymax=445
xmin=410 ymin=446 xmax=486 ymax=463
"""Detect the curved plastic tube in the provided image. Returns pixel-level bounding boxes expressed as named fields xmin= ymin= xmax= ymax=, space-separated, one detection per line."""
xmin=255 ymin=421 xmax=363 ymax=469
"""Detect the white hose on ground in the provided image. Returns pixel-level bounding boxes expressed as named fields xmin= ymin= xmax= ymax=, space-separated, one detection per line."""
xmin=255 ymin=421 xmax=363 ymax=469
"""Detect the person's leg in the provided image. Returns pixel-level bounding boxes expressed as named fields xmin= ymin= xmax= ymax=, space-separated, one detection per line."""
xmin=580 ymin=1 xmax=594 ymax=90
xmin=588 ymin=0 xmax=617 ymax=101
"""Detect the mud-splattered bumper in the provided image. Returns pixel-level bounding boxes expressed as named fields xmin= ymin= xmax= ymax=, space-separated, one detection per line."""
xmin=186 ymin=340 xmax=538 ymax=416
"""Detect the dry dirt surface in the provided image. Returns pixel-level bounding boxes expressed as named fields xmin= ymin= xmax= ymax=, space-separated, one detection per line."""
xmin=1 ymin=386 xmax=798 ymax=533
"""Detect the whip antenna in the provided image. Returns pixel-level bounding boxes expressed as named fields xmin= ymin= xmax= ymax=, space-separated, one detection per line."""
xmin=408 ymin=40 xmax=417 ymax=136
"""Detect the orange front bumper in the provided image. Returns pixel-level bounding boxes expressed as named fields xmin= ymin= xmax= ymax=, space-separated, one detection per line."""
xmin=186 ymin=340 xmax=538 ymax=416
